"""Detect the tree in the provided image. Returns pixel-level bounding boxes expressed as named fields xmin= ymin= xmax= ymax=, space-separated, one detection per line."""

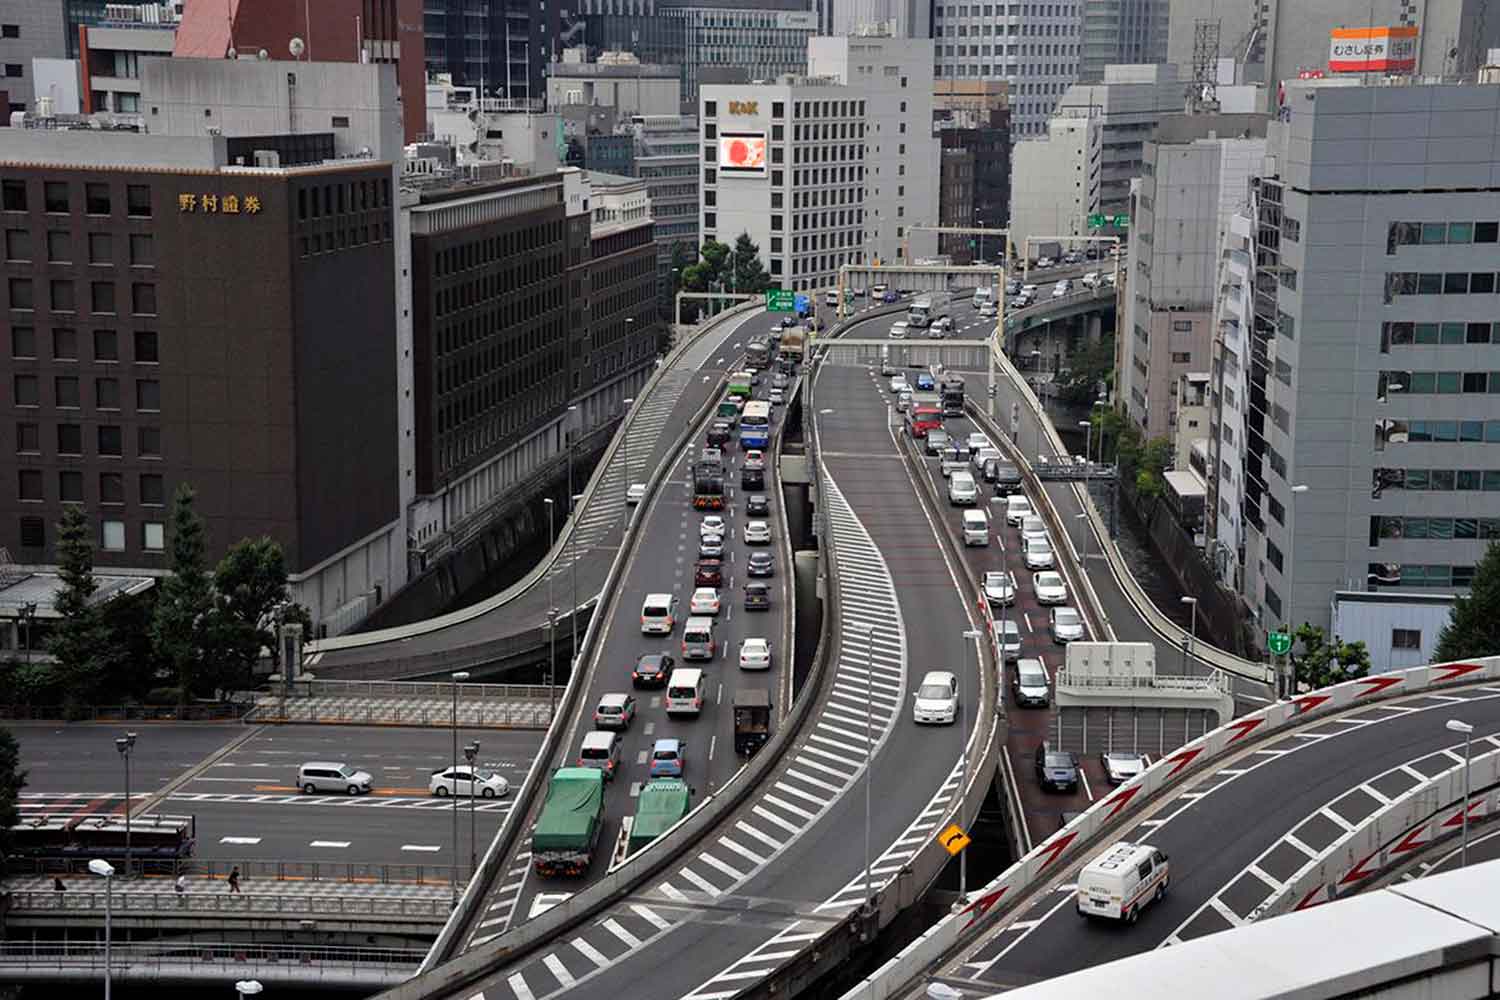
xmin=0 ymin=726 xmax=25 ymax=875
xmin=1056 ymin=334 xmax=1114 ymax=407
xmin=209 ymin=537 xmax=299 ymax=690
xmin=1135 ymin=436 xmax=1175 ymax=499
xmin=1435 ymin=540 xmax=1500 ymax=661
xmin=1291 ymin=623 xmax=1372 ymax=690
xmin=151 ymin=485 xmax=213 ymax=705
xmin=47 ymin=504 xmax=109 ymax=702
xmin=729 ymin=233 xmax=773 ymax=295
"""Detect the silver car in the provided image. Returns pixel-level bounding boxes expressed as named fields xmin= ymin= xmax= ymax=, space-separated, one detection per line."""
xmin=1049 ymin=607 xmax=1085 ymax=643
xmin=983 ymin=570 xmax=1016 ymax=607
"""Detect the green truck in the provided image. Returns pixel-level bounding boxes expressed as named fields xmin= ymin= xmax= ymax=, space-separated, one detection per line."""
xmin=532 ymin=767 xmax=606 ymax=877
xmin=627 ymin=779 xmax=693 ymax=856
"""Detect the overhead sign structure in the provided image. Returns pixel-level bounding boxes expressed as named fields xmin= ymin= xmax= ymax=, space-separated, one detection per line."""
xmin=1268 ymin=631 xmax=1292 ymax=656
xmin=719 ymin=132 xmax=767 ymax=174
xmin=1328 ymin=26 xmax=1418 ymax=73
xmin=1087 ymin=214 xmax=1130 ymax=230
xmin=793 ymin=293 xmax=811 ymax=316
xmin=938 ymin=823 xmax=972 ymax=856
xmin=765 ymin=288 xmax=795 ymax=312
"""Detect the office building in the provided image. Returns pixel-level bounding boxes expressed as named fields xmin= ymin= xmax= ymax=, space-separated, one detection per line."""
xmin=1080 ymin=0 xmax=1166 ymax=83
xmin=933 ymin=79 xmax=1011 ymax=238
xmin=631 ymin=114 xmax=701 ymax=315
xmin=937 ymin=146 xmax=975 ymax=263
xmin=1008 ymin=111 xmax=1100 ymax=263
xmin=0 ymin=0 xmax=67 ymax=116
xmin=699 ymin=77 xmax=865 ymax=291
xmin=403 ymin=168 xmax=659 ymax=562
xmin=423 ymin=0 xmax=553 ymax=110
xmin=831 ymin=0 xmax=929 ymax=40
xmin=173 ymin=0 xmax=425 ymax=143
xmin=1204 ymin=206 xmax=1254 ymax=592
xmin=669 ymin=1 xmax=819 ymax=102
xmin=808 ymin=35 xmax=937 ymax=265
xmin=1119 ymin=112 xmax=1265 ymax=441
xmin=68 ymin=3 xmax=179 ymax=114
xmin=549 ymin=52 xmax=683 ymax=119
xmin=931 ymin=0 xmax=1080 ymax=138
xmin=1237 ymin=78 xmax=1500 ymax=636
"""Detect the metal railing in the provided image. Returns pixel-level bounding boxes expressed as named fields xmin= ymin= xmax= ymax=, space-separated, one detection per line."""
xmin=0 ymin=703 xmax=251 ymax=722
xmin=269 ymin=679 xmax=563 ymax=701
xmin=6 ymin=889 xmax=452 ymax=920
xmin=11 ymin=857 xmax=464 ymax=885
xmin=247 ymin=700 xmax=552 ymax=729
xmin=1054 ymin=670 xmax=1233 ymax=694
xmin=0 ymin=939 xmax=424 ymax=972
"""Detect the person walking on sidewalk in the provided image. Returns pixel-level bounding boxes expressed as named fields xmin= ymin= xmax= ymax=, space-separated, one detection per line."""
xmin=52 ymin=876 xmax=66 ymax=893
xmin=227 ymin=866 xmax=241 ymax=894
xmin=175 ymin=873 xmax=188 ymax=904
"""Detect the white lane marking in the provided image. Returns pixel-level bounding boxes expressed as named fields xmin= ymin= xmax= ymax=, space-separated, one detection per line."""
xmin=763 ymin=793 xmax=818 ymax=821
xmin=219 ymin=836 xmax=261 ymax=845
xmin=401 ymin=844 xmax=442 ymax=853
xmin=600 ymin=917 xmax=643 ymax=949
xmin=631 ymin=903 xmax=672 ymax=931
xmin=718 ymin=837 xmax=768 ymax=866
xmin=308 ymin=840 xmax=350 ymax=848
xmin=784 ymin=769 xmax=843 ymax=795
xmin=753 ymin=804 xmax=806 ymax=834
xmin=657 ymin=882 xmax=688 ymax=902
xmin=735 ymin=821 xmax=783 ymax=851
xmin=698 ymin=852 xmax=747 ymax=882
xmin=506 ymin=973 xmax=535 ymax=1000
xmin=571 ymin=937 xmax=610 ymax=968
xmin=542 ymin=954 xmax=575 ymax=988
xmin=773 ymin=781 xmax=828 ymax=809
xmin=678 ymin=867 xmax=723 ymax=897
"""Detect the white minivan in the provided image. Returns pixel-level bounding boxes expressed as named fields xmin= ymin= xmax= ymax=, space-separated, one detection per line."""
xmin=1076 ymin=841 xmax=1170 ymax=924
xmin=641 ymin=593 xmax=678 ymax=635
xmin=962 ymin=509 xmax=990 ymax=546
xmin=948 ymin=470 xmax=978 ymax=506
xmin=665 ymin=667 xmax=706 ymax=717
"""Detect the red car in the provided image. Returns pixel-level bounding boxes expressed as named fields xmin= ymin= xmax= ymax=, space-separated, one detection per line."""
xmin=695 ymin=558 xmax=723 ymax=587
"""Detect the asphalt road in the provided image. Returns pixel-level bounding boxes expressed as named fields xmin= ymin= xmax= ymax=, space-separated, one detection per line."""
xmin=11 ymin=723 xmax=242 ymax=795
xmin=457 ymin=307 xmax=795 ymax=946
xmin=953 ymin=686 xmax=1500 ymax=989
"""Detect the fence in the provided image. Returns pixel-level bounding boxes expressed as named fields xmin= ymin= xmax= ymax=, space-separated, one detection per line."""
xmin=246 ymin=700 xmax=552 ymax=729
xmin=6 ymin=889 xmax=452 ymax=920
xmin=0 ymin=702 xmax=251 ymax=723
xmin=12 ymin=857 xmax=463 ymax=885
xmin=0 ymin=939 xmax=423 ymax=973
xmin=273 ymin=679 xmax=562 ymax=701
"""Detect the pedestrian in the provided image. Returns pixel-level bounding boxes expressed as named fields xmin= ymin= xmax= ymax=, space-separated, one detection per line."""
xmin=227 ymin=866 xmax=241 ymax=894
xmin=175 ymin=874 xmax=188 ymax=895
xmin=52 ymin=876 xmax=66 ymax=893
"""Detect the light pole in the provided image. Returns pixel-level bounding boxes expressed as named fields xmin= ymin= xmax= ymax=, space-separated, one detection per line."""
xmin=959 ymin=627 xmax=982 ymax=905
xmin=89 ymin=858 xmax=114 ymax=1000
xmin=571 ymin=492 xmax=584 ymax=655
xmin=1075 ymin=512 xmax=1090 ymax=565
xmin=856 ymin=621 xmax=875 ymax=913
xmin=464 ymin=740 xmax=480 ymax=876
xmin=1079 ymin=420 xmax=1093 ymax=465
xmin=449 ymin=670 xmax=470 ymax=907
xmin=1284 ymin=483 xmax=1310 ymax=697
xmin=546 ymin=608 xmax=558 ymax=722
xmin=114 ymin=732 xmax=135 ymax=877
xmin=621 ymin=396 xmax=635 ymax=500
xmin=1180 ymin=596 xmax=1198 ymax=674
xmin=1446 ymin=719 xmax=1474 ymax=867
xmin=19 ymin=601 xmax=36 ymax=665
xmin=235 ymin=982 xmax=264 ymax=999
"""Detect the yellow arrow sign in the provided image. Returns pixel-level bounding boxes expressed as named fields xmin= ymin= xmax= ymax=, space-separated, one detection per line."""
xmin=938 ymin=823 xmax=971 ymax=856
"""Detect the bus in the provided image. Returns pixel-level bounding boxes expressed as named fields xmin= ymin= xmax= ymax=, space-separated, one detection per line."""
xmin=728 ymin=371 xmax=754 ymax=397
xmin=739 ymin=401 xmax=771 ymax=449
xmin=745 ymin=339 xmax=771 ymax=370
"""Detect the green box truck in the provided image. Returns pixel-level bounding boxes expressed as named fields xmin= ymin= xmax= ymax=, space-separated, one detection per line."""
xmin=532 ymin=767 xmax=606 ymax=877
xmin=627 ymin=779 xmax=693 ymax=856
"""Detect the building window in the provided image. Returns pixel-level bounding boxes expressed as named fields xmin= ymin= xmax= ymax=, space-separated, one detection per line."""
xmin=136 ymin=379 xmax=160 ymax=411
xmin=99 ymin=473 xmax=124 ymax=505
xmin=704 ymin=100 xmax=716 ymax=117
xmin=96 ymin=377 xmax=120 ymax=410
xmin=55 ymin=376 xmax=79 ymax=408
xmin=13 ymin=374 xmax=37 ymax=406
xmin=85 ymin=183 xmax=111 ymax=216
xmin=143 ymin=521 xmax=164 ymax=551
xmin=1392 ymin=628 xmax=1422 ymax=650
xmin=94 ymin=329 xmax=118 ymax=361
xmin=131 ymin=283 xmax=156 ymax=315
xmin=128 ymin=233 xmax=153 ymax=267
xmin=11 ymin=325 xmax=34 ymax=358
xmin=134 ymin=331 xmax=158 ymax=363
xmin=91 ymin=282 xmax=115 ymax=314
xmin=19 ymin=517 xmax=44 ymax=548
xmin=1 ymin=180 xmax=25 ymax=211
xmin=16 ymin=422 xmax=38 ymax=453
xmin=3 ymin=228 xmax=27 ymax=261
xmin=98 ymin=425 xmax=123 ymax=456
xmin=126 ymin=185 xmax=150 ymax=218
xmin=137 ymin=426 xmax=161 ymax=458
xmin=49 ymin=279 xmax=75 ymax=313
xmin=139 ymin=473 xmax=164 ymax=506
xmin=48 ymin=230 xmax=73 ymax=263
xmin=43 ymin=182 xmax=69 ymax=214
xmin=101 ymin=519 xmax=126 ymax=551
xmin=59 ymin=470 xmax=82 ymax=503
xmin=9 ymin=277 xmax=34 ymax=310
xmin=18 ymin=469 xmax=43 ymax=502
xmin=87 ymin=232 xmax=112 ymax=265
xmin=57 ymin=423 xmax=81 ymax=455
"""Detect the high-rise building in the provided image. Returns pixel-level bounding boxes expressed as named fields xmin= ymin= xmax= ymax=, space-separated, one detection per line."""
xmin=630 ymin=114 xmax=701 ymax=316
xmin=937 ymin=146 xmax=975 ymax=262
xmin=1233 ymin=78 xmax=1500 ymax=638
xmin=1008 ymin=111 xmax=1101 ymax=265
xmin=423 ymin=0 xmax=554 ymax=111
xmin=0 ymin=0 xmax=67 ymax=116
xmin=549 ymin=53 xmax=683 ymax=118
xmin=931 ymin=0 xmax=1080 ymax=138
xmin=1118 ymin=112 xmax=1265 ymax=441
xmin=1204 ymin=205 xmax=1255 ymax=594
xmin=933 ymin=79 xmax=1011 ymax=242
xmin=1079 ymin=0 xmax=1167 ymax=83
xmin=831 ymin=0 xmax=928 ymax=40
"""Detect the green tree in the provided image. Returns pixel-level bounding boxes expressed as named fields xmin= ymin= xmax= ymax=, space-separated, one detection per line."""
xmin=1134 ymin=436 xmax=1175 ymax=499
xmin=151 ymin=485 xmax=213 ymax=705
xmin=209 ymin=537 xmax=299 ymax=689
xmin=1291 ymin=623 xmax=1372 ymax=690
xmin=47 ymin=504 xmax=109 ymax=702
xmin=729 ymin=232 xmax=773 ymax=294
xmin=1435 ymin=540 xmax=1500 ymax=661
xmin=0 ymin=726 xmax=25 ymax=875
xmin=1056 ymin=334 xmax=1114 ymax=406
xmin=681 ymin=239 xmax=731 ymax=294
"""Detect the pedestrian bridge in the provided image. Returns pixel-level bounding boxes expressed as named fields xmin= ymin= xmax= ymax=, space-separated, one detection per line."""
xmin=0 ymin=941 xmax=420 ymax=990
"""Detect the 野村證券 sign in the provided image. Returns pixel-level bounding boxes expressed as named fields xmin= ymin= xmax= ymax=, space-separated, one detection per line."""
xmin=177 ymin=193 xmax=263 ymax=215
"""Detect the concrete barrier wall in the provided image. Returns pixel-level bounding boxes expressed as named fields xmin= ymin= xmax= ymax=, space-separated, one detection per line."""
xmin=839 ymin=656 xmax=1500 ymax=1000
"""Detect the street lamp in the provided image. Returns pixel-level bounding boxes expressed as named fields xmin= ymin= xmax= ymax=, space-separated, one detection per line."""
xmin=959 ymin=627 xmax=983 ymax=907
xmin=1180 ymin=596 xmax=1198 ymax=673
xmin=856 ymin=621 xmax=875 ymax=914
xmin=546 ymin=608 xmax=559 ymax=722
xmin=464 ymin=740 xmax=480 ymax=876
xmin=1078 ymin=421 xmax=1093 ymax=466
xmin=621 ymin=396 xmax=635 ymax=501
xmin=1075 ymin=512 xmax=1090 ymax=565
xmin=1283 ymin=483 xmax=1310 ymax=696
xmin=114 ymin=733 xmax=136 ymax=877
xmin=234 ymin=982 xmax=264 ymax=998
xmin=449 ymin=670 xmax=470 ymax=907
xmin=571 ymin=492 xmax=584 ymax=655
xmin=1446 ymin=719 xmax=1474 ymax=867
xmin=18 ymin=601 xmax=36 ymax=665
xmin=543 ymin=496 xmax=555 ymax=642
xmin=89 ymin=858 xmax=115 ymax=1000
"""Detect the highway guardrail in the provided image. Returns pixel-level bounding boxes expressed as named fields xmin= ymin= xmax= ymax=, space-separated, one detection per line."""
xmin=7 ymin=889 xmax=452 ymax=920
xmin=838 ymin=655 xmax=1500 ymax=1000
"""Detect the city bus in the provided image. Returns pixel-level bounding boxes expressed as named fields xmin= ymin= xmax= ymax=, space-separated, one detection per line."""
xmin=745 ymin=339 xmax=772 ymax=370
xmin=728 ymin=371 xmax=754 ymax=397
xmin=739 ymin=401 xmax=771 ymax=449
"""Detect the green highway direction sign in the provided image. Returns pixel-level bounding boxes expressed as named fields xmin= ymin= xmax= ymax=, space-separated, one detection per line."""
xmin=1267 ymin=631 xmax=1292 ymax=656
xmin=1086 ymin=214 xmax=1131 ymax=230
xmin=765 ymin=288 xmax=796 ymax=312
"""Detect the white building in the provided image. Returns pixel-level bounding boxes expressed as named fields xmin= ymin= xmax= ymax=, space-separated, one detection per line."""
xmin=699 ymin=77 xmax=865 ymax=292
xmin=1206 ymin=206 xmax=1255 ymax=592
xmin=931 ymin=0 xmax=1080 ymax=138
xmin=807 ymin=34 xmax=937 ymax=266
xmin=1008 ymin=111 xmax=1101 ymax=261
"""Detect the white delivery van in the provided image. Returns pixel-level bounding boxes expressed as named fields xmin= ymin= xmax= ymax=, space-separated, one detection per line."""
xmin=1076 ymin=841 xmax=1170 ymax=923
xmin=962 ymin=509 xmax=990 ymax=546
xmin=948 ymin=470 xmax=978 ymax=506
xmin=972 ymin=286 xmax=994 ymax=310
xmin=665 ymin=667 xmax=706 ymax=717
xmin=641 ymin=593 xmax=678 ymax=635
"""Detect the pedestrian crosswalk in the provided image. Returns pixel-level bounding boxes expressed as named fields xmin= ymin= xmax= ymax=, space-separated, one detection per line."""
xmin=458 ymin=468 xmax=909 ymax=1000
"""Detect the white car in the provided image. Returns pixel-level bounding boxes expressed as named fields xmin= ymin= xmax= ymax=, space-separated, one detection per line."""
xmin=744 ymin=520 xmax=771 ymax=544
xmin=978 ymin=302 xmax=997 ymax=318
xmin=889 ymin=374 xmax=910 ymax=393
xmin=1036 ymin=256 xmax=1053 ymax=268
xmin=889 ymin=321 xmax=909 ymax=340
xmin=1101 ymin=751 xmax=1151 ymax=785
xmin=992 ymin=618 xmax=1022 ymax=661
xmin=769 ymin=388 xmax=785 ymax=405
xmin=429 ymin=765 xmax=509 ymax=798
xmin=1052 ymin=283 xmax=1070 ymax=299
xmin=1034 ymin=570 xmax=1068 ymax=605
xmin=744 ymin=450 xmax=766 ymax=471
xmin=690 ymin=587 xmax=722 ymax=615
xmin=1021 ymin=515 xmax=1048 ymax=542
xmin=1050 ymin=606 xmax=1086 ymax=643
xmin=626 ymin=483 xmax=646 ymax=505
xmin=966 ymin=432 xmax=989 ymax=453
xmin=699 ymin=516 xmax=727 ymax=540
xmin=912 ymin=670 xmax=959 ymax=725
xmin=983 ymin=570 xmax=1016 ymax=606
xmin=739 ymin=638 xmax=772 ymax=671
xmin=1022 ymin=535 xmax=1055 ymax=570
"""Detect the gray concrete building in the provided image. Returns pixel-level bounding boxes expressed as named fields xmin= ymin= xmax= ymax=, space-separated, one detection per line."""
xmin=1119 ymin=111 xmax=1265 ymax=441
xmin=831 ymin=0 xmax=928 ymax=41
xmin=931 ymin=0 xmax=1081 ymax=138
xmin=0 ymin=0 xmax=67 ymax=115
xmin=1080 ymin=0 xmax=1167 ymax=84
xmin=549 ymin=54 xmax=683 ymax=118
xmin=1243 ymin=77 xmax=1500 ymax=636
xmin=630 ymin=114 xmax=700 ymax=316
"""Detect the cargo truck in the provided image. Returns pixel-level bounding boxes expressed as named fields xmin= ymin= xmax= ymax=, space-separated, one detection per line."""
xmin=904 ymin=390 xmax=944 ymax=438
xmin=626 ymin=778 xmax=693 ymax=857
xmin=779 ymin=329 xmax=805 ymax=366
xmin=532 ymin=767 xmax=606 ymax=877
xmin=940 ymin=375 xmax=966 ymax=416
xmin=692 ymin=458 xmax=726 ymax=510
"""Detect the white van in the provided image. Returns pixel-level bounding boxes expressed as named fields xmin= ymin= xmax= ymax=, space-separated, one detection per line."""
xmin=641 ymin=593 xmax=678 ymax=635
xmin=665 ymin=667 xmax=706 ymax=717
xmin=1005 ymin=494 xmax=1033 ymax=526
xmin=680 ymin=616 xmax=716 ymax=661
xmin=972 ymin=286 xmax=994 ymax=310
xmin=889 ymin=320 xmax=909 ymax=340
xmin=948 ymin=471 xmax=978 ymax=506
xmin=1076 ymin=841 xmax=1170 ymax=923
xmin=962 ymin=509 xmax=990 ymax=546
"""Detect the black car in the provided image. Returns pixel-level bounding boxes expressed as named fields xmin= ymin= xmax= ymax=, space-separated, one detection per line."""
xmin=746 ymin=552 xmax=774 ymax=577
xmin=987 ymin=459 xmax=1024 ymax=496
xmin=1035 ymin=742 xmax=1080 ymax=792
xmin=744 ymin=582 xmax=771 ymax=611
xmin=707 ymin=421 xmax=733 ymax=446
xmin=632 ymin=653 xmax=674 ymax=688
xmin=742 ymin=467 xmax=765 ymax=490
xmin=746 ymin=494 xmax=770 ymax=516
